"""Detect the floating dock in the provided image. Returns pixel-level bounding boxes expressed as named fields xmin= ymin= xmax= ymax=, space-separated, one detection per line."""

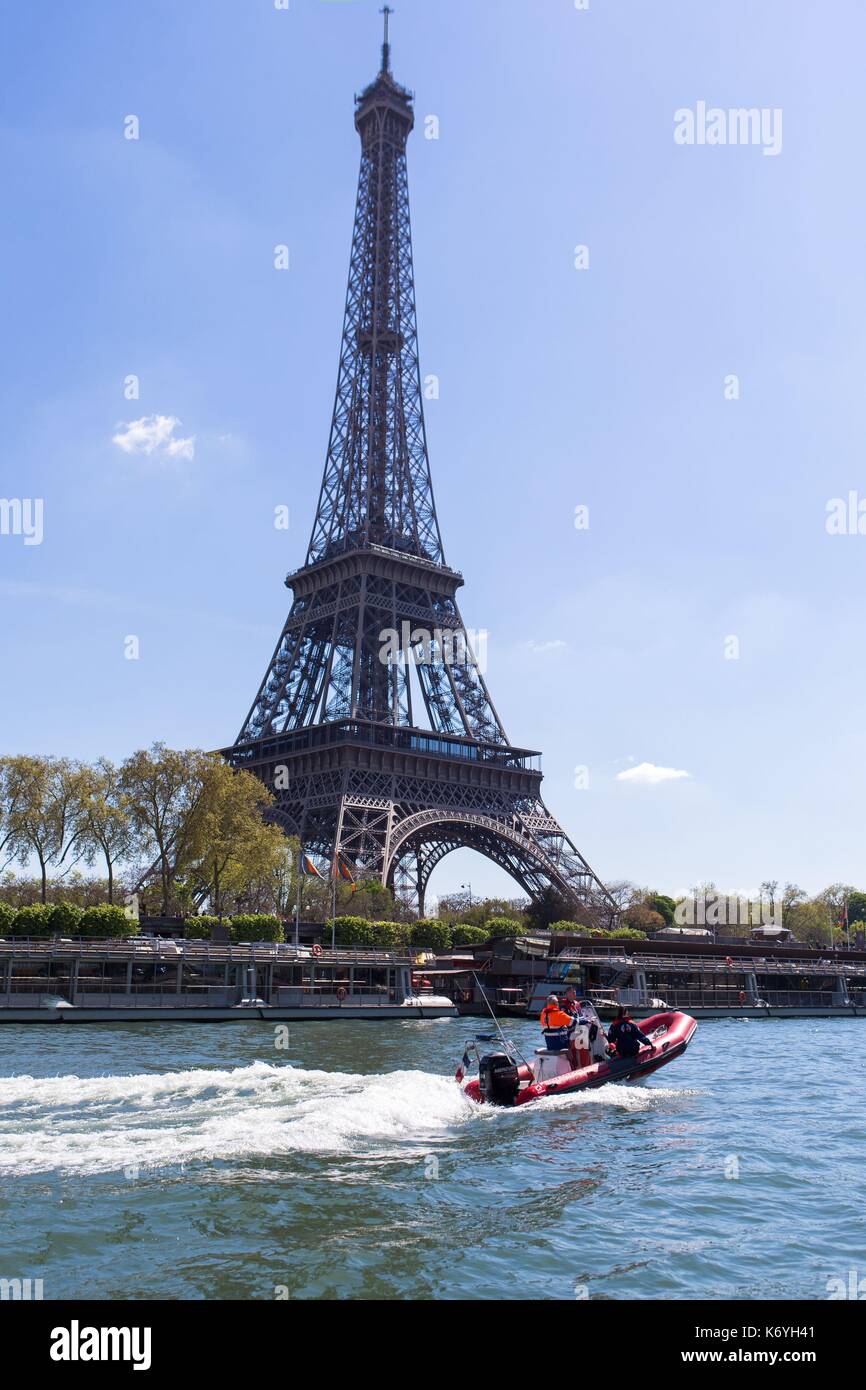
xmin=424 ymin=934 xmax=866 ymax=1019
xmin=0 ymin=939 xmax=456 ymax=1023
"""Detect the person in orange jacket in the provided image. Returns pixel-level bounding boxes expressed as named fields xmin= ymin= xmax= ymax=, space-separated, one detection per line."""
xmin=539 ymin=994 xmax=576 ymax=1052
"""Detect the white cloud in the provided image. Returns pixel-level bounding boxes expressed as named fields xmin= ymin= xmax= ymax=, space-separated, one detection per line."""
xmin=525 ymin=639 xmax=568 ymax=654
xmin=112 ymin=414 xmax=195 ymax=461
xmin=616 ymin=761 xmax=690 ymax=786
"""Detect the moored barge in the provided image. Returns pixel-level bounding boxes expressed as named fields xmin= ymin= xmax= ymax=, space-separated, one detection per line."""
xmin=0 ymin=938 xmax=456 ymax=1023
xmin=424 ymin=933 xmax=866 ymax=1019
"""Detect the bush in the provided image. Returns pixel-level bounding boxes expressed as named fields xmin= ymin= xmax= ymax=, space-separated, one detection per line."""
xmin=368 ymin=920 xmax=411 ymax=950
xmin=450 ymin=923 xmax=489 ymax=946
xmin=184 ymin=916 xmax=220 ymax=940
xmin=79 ymin=904 xmax=135 ymax=938
xmin=0 ymin=901 xmax=15 ymax=934
xmin=409 ymin=919 xmax=452 ymax=951
xmin=48 ymin=901 xmax=84 ymax=935
xmin=328 ymin=918 xmax=414 ymax=951
xmin=229 ymin=914 xmax=283 ymax=943
xmin=549 ymin=919 xmax=585 ymax=934
xmin=332 ymin=916 xmax=379 ymax=947
xmin=485 ymin=916 xmax=523 ymax=937
xmin=11 ymin=903 xmax=54 ymax=937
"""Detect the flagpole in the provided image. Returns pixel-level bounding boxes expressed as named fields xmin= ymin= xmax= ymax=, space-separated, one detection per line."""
xmin=293 ymin=845 xmax=301 ymax=949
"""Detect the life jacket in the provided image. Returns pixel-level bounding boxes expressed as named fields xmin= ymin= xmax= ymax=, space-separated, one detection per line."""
xmin=540 ymin=1005 xmax=575 ymax=1048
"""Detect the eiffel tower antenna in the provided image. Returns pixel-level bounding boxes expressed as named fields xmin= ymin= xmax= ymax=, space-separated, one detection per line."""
xmin=223 ymin=33 xmax=616 ymax=924
xmin=380 ymin=5 xmax=393 ymax=74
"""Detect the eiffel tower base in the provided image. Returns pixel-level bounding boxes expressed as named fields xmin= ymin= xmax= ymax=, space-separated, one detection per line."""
xmin=232 ymin=725 xmax=611 ymax=925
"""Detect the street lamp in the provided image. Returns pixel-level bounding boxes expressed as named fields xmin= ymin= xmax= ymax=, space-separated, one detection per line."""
xmin=461 ymin=882 xmax=473 ymax=908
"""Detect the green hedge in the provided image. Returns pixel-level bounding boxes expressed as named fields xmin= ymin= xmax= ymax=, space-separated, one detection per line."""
xmin=80 ymin=904 xmax=137 ymax=937
xmin=485 ymin=916 xmax=523 ymax=937
xmin=331 ymin=917 xmax=413 ymax=949
xmin=184 ymin=916 xmax=220 ymax=940
xmin=409 ymin=919 xmax=452 ymax=951
xmin=11 ymin=903 xmax=54 ymax=937
xmin=332 ymin=916 xmax=380 ymax=947
xmin=49 ymin=901 xmax=84 ymax=935
xmin=450 ymin=923 xmax=489 ymax=946
xmin=229 ymin=914 xmax=283 ymax=943
xmin=0 ymin=901 xmax=16 ymax=933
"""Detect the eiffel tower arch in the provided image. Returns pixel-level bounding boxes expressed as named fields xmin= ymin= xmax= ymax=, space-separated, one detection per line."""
xmin=223 ymin=17 xmax=616 ymax=926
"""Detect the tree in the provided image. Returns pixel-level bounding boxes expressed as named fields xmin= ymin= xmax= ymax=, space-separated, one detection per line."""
xmin=77 ymin=758 xmax=131 ymax=903
xmin=187 ymin=758 xmax=285 ymax=921
xmin=121 ymin=744 xmax=210 ymax=916
xmin=525 ymin=886 xmax=578 ymax=931
xmin=785 ymin=898 xmax=833 ymax=947
xmin=623 ymin=904 xmax=665 ymax=935
xmin=344 ymin=878 xmax=396 ymax=921
xmin=844 ymin=891 xmax=866 ymax=925
xmin=760 ymin=880 xmax=779 ymax=917
xmin=645 ymin=892 xmax=677 ymax=927
xmin=815 ymin=883 xmax=855 ymax=925
xmin=780 ymin=882 xmax=807 ymax=927
xmin=0 ymin=756 xmax=87 ymax=901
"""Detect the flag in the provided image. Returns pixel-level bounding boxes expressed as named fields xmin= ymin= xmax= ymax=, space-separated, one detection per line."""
xmin=335 ymin=855 xmax=357 ymax=893
xmin=454 ymin=1048 xmax=471 ymax=1083
xmin=301 ymin=854 xmax=323 ymax=878
xmin=840 ymin=901 xmax=849 ymax=932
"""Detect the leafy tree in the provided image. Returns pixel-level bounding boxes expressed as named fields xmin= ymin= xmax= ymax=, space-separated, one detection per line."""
xmin=121 ymin=744 xmax=210 ymax=916
xmin=785 ymin=899 xmax=833 ymax=947
xmin=186 ymin=758 xmax=284 ymax=921
xmin=525 ymin=886 xmax=578 ymax=931
xmin=780 ymin=883 xmax=807 ymax=927
xmin=0 ymin=756 xmax=88 ymax=901
xmin=645 ymin=892 xmax=677 ymax=927
xmin=77 ymin=758 xmax=131 ymax=903
xmin=624 ymin=904 xmax=665 ymax=934
xmin=844 ymin=891 xmax=866 ymax=925
xmin=0 ymin=901 xmax=13 ymax=933
xmin=344 ymin=878 xmax=396 ymax=921
xmin=815 ymin=883 xmax=855 ymax=925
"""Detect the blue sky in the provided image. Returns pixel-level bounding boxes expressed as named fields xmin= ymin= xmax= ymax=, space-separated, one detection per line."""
xmin=2 ymin=0 xmax=865 ymax=905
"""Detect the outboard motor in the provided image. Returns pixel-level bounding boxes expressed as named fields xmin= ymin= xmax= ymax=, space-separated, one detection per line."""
xmin=478 ymin=1052 xmax=521 ymax=1106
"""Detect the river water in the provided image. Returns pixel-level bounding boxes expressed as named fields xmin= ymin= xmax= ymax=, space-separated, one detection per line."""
xmin=0 ymin=1016 xmax=863 ymax=1301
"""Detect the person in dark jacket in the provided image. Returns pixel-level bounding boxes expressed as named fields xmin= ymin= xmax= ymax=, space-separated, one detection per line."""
xmin=607 ymin=1007 xmax=654 ymax=1060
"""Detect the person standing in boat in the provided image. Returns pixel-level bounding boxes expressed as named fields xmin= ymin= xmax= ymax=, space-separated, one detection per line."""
xmin=539 ymin=994 xmax=576 ymax=1053
xmin=607 ymin=1006 xmax=655 ymax=1061
xmin=561 ymin=988 xmax=604 ymax=1062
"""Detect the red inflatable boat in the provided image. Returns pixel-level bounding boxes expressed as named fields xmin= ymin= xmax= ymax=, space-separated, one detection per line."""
xmin=461 ymin=1010 xmax=697 ymax=1107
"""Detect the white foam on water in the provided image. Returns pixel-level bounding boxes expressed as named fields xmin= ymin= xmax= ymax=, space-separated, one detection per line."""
xmin=527 ymin=1082 xmax=702 ymax=1113
xmin=0 ymin=1062 xmax=475 ymax=1175
xmin=0 ymin=1062 xmax=699 ymax=1175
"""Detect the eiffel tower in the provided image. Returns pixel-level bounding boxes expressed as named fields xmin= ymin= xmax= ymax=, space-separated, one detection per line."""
xmin=224 ymin=13 xmax=614 ymax=924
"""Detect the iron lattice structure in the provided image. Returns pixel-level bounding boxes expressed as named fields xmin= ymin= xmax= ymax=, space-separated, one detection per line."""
xmin=224 ymin=23 xmax=615 ymax=923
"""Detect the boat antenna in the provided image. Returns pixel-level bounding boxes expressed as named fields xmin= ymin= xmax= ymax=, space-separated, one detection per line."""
xmin=472 ymin=971 xmax=531 ymax=1070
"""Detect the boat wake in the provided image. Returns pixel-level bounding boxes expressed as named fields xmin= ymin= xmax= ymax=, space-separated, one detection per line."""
xmin=0 ymin=1061 xmax=697 ymax=1175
